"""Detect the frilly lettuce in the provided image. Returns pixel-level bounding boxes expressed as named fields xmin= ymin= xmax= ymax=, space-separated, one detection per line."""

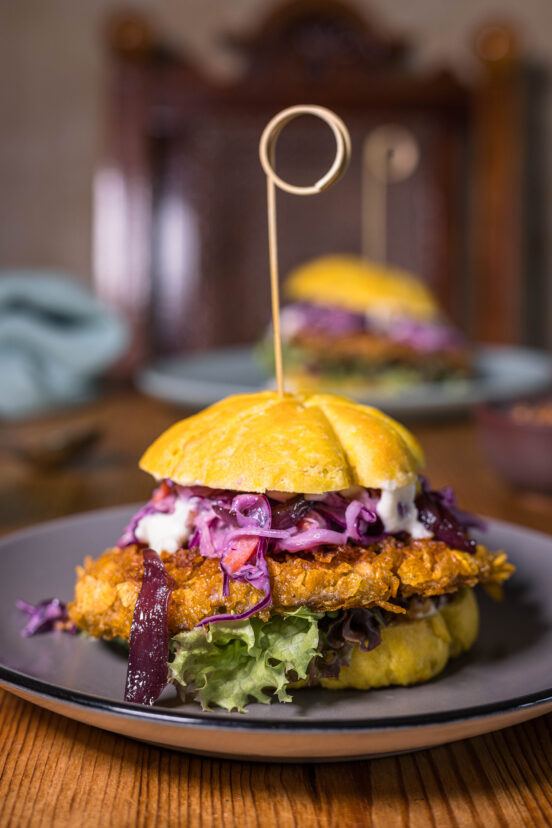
xmin=169 ymin=608 xmax=321 ymax=712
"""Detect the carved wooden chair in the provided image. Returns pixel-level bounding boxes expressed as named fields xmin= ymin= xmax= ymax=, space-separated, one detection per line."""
xmin=94 ymin=2 xmax=535 ymax=366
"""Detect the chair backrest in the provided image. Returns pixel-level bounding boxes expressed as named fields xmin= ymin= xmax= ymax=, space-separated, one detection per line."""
xmin=94 ymin=2 xmax=531 ymax=366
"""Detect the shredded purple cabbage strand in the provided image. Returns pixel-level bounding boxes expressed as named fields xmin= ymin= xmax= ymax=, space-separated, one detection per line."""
xmin=415 ymin=477 xmax=486 ymax=554
xmin=282 ymin=302 xmax=465 ymax=353
xmin=17 ymin=598 xmax=76 ymax=637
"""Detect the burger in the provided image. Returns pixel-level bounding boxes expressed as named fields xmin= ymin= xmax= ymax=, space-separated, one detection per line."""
xmin=69 ymin=391 xmax=513 ymax=711
xmin=260 ymin=255 xmax=470 ymax=393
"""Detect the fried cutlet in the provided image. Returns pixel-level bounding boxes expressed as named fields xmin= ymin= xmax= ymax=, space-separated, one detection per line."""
xmin=69 ymin=538 xmax=512 ymax=641
xmin=291 ymin=330 xmax=470 ymax=374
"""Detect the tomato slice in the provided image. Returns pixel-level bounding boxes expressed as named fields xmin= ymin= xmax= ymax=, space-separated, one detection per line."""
xmin=222 ymin=537 xmax=258 ymax=574
xmin=152 ymin=480 xmax=172 ymax=503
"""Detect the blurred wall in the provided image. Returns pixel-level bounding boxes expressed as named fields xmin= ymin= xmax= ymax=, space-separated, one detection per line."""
xmin=1 ymin=0 xmax=551 ymax=341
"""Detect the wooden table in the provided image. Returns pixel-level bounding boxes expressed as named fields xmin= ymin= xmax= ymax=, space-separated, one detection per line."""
xmin=1 ymin=390 xmax=551 ymax=827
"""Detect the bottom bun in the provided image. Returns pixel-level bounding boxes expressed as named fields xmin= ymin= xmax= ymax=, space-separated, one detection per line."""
xmin=320 ymin=588 xmax=479 ymax=691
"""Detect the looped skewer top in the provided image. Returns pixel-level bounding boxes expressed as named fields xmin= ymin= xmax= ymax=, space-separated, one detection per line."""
xmin=259 ymin=105 xmax=351 ymax=195
xmin=259 ymin=105 xmax=352 ymax=397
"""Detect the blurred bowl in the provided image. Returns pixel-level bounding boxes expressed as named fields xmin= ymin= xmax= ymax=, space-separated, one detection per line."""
xmin=475 ymin=398 xmax=552 ymax=493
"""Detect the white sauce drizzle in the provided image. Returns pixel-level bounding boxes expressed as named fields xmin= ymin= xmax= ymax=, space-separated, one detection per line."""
xmin=376 ymin=482 xmax=431 ymax=539
xmin=135 ymin=498 xmax=198 ymax=554
xmin=279 ymin=305 xmax=305 ymax=339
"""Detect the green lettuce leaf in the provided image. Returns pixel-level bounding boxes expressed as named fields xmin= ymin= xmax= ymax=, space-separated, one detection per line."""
xmin=169 ymin=608 xmax=321 ymax=712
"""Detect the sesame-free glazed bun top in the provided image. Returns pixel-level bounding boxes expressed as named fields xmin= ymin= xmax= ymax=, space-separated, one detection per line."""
xmin=285 ymin=255 xmax=439 ymax=321
xmin=139 ymin=391 xmax=424 ymax=494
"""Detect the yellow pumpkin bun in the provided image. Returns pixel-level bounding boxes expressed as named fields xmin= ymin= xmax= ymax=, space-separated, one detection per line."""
xmin=139 ymin=390 xmax=425 ymax=493
xmin=320 ymin=588 xmax=479 ymax=691
xmin=285 ymin=255 xmax=439 ymax=321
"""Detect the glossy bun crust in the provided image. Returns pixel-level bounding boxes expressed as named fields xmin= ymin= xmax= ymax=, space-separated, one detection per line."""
xmin=286 ymin=255 xmax=439 ymax=320
xmin=139 ymin=391 xmax=424 ymax=494
xmin=320 ymin=587 xmax=479 ymax=691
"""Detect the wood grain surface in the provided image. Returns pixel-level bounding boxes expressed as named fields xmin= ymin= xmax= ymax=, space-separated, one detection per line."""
xmin=1 ymin=390 xmax=551 ymax=828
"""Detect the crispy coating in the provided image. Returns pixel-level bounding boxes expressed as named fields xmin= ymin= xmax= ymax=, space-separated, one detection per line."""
xmin=68 ymin=538 xmax=513 ymax=641
xmin=292 ymin=330 xmax=470 ymax=373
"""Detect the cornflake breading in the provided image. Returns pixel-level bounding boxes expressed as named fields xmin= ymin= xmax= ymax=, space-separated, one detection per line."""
xmin=68 ymin=538 xmax=513 ymax=641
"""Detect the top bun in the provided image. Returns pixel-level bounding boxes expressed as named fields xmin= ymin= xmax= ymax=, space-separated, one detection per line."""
xmin=140 ymin=391 xmax=424 ymax=494
xmin=286 ymin=255 xmax=439 ymax=321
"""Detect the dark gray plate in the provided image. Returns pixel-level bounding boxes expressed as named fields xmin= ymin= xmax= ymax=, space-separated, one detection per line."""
xmin=136 ymin=345 xmax=552 ymax=419
xmin=0 ymin=506 xmax=551 ymax=761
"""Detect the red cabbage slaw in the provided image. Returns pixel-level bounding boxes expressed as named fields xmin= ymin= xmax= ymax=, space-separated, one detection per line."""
xmin=17 ymin=598 xmax=76 ymax=636
xmin=119 ymin=479 xmax=481 ymax=625
xmin=415 ymin=477 xmax=485 ymax=553
xmin=281 ymin=302 xmax=465 ymax=353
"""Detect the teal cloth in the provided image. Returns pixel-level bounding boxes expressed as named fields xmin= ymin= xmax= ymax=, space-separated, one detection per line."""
xmin=0 ymin=271 xmax=128 ymax=418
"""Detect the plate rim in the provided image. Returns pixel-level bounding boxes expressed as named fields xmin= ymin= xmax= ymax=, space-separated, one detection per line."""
xmin=0 ymin=664 xmax=551 ymax=734
xmin=135 ymin=343 xmax=552 ymax=414
xmin=1 ymin=507 xmax=551 ymax=733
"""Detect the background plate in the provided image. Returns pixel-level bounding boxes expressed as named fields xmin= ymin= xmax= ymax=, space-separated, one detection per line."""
xmin=0 ymin=507 xmax=551 ymax=761
xmin=136 ymin=344 xmax=552 ymax=419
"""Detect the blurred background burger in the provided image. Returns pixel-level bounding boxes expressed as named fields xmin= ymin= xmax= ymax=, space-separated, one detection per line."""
xmin=260 ymin=255 xmax=470 ymax=393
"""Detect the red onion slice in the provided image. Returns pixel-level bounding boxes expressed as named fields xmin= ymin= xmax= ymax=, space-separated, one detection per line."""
xmin=124 ymin=548 xmax=175 ymax=706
